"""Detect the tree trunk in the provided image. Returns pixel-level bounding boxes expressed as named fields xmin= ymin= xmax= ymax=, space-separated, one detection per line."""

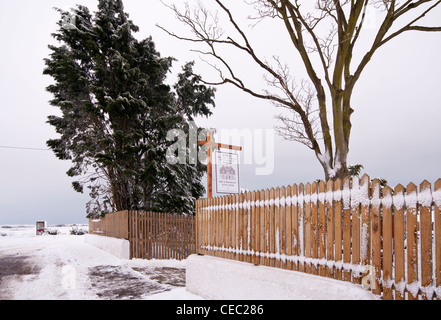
xmin=317 ymin=90 xmax=351 ymax=182
xmin=317 ymin=150 xmax=349 ymax=182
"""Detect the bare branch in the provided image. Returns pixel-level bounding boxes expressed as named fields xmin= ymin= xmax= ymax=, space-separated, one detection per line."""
xmin=274 ymin=77 xmax=323 ymax=150
xmin=350 ymin=0 xmax=441 ymax=90
xmin=380 ymin=0 xmax=441 ymax=45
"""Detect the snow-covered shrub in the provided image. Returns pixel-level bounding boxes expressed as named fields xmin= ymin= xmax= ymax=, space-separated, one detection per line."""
xmin=46 ymin=229 xmax=58 ymax=235
xmin=70 ymin=227 xmax=87 ymax=235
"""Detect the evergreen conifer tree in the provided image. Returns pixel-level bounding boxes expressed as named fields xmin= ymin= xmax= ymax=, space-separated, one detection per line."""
xmin=44 ymin=0 xmax=215 ymax=217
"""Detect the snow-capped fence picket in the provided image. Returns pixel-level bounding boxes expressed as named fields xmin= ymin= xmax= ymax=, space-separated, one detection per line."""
xmin=195 ymin=174 xmax=441 ymax=300
xmin=89 ymin=211 xmax=196 ymax=261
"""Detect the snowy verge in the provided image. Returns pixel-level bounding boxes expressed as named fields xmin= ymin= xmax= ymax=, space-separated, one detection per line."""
xmin=186 ymin=255 xmax=377 ymax=300
xmin=129 ymin=258 xmax=186 ymax=269
xmin=85 ymin=234 xmax=130 ymax=260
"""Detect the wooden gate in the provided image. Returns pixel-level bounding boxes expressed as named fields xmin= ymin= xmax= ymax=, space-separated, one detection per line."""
xmin=128 ymin=211 xmax=196 ymax=260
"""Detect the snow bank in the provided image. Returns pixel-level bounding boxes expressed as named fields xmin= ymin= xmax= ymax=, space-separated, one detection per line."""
xmin=129 ymin=258 xmax=187 ymax=269
xmin=85 ymin=234 xmax=130 ymax=260
xmin=186 ymin=255 xmax=377 ymax=300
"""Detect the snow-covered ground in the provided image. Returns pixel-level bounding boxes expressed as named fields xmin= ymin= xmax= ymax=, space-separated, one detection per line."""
xmin=0 ymin=225 xmax=201 ymax=300
xmin=1 ymin=225 xmax=377 ymax=300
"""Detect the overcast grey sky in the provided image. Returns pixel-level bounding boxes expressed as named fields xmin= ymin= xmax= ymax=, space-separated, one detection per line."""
xmin=1 ymin=0 xmax=440 ymax=225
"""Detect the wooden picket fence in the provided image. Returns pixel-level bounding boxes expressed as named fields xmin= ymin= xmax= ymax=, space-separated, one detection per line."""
xmin=195 ymin=174 xmax=441 ymax=300
xmin=89 ymin=210 xmax=129 ymax=239
xmin=129 ymin=211 xmax=196 ymax=260
xmin=89 ymin=211 xmax=196 ymax=260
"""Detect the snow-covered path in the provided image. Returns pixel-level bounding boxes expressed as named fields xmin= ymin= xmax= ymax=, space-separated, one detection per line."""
xmin=0 ymin=226 xmax=200 ymax=300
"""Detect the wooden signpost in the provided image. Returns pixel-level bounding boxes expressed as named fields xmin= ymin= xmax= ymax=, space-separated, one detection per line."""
xmin=198 ymin=131 xmax=242 ymax=198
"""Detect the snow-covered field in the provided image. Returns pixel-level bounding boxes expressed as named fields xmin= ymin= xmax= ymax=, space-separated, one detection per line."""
xmin=0 ymin=225 xmax=201 ymax=300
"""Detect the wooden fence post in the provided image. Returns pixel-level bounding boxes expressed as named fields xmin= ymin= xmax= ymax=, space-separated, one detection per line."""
xmin=298 ymin=183 xmax=305 ymax=273
xmin=326 ymin=179 xmax=334 ymax=279
xmin=342 ymin=177 xmax=351 ymax=282
xmin=382 ymin=185 xmax=393 ymax=300
xmin=394 ymin=184 xmax=406 ymax=300
xmin=274 ymin=187 xmax=280 ymax=268
xmin=292 ymin=183 xmax=299 ymax=272
xmin=286 ymin=185 xmax=293 ymax=271
xmin=318 ymin=180 xmax=326 ymax=277
xmin=311 ymin=182 xmax=319 ymax=276
xmin=406 ymin=182 xmax=419 ymax=300
xmin=371 ymin=179 xmax=382 ymax=295
xmin=360 ymin=174 xmax=371 ymax=287
xmin=259 ymin=189 xmax=266 ymax=266
xmin=351 ymin=176 xmax=361 ymax=284
xmin=280 ymin=186 xmax=287 ymax=270
xmin=435 ymin=179 xmax=441 ymax=300
xmin=420 ymin=181 xmax=433 ymax=300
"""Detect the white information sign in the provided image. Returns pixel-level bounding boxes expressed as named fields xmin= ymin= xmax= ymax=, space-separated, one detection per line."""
xmin=215 ymin=151 xmax=240 ymax=194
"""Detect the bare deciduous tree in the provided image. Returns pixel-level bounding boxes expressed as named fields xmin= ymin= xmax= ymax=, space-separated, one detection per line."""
xmin=159 ymin=0 xmax=441 ymax=180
